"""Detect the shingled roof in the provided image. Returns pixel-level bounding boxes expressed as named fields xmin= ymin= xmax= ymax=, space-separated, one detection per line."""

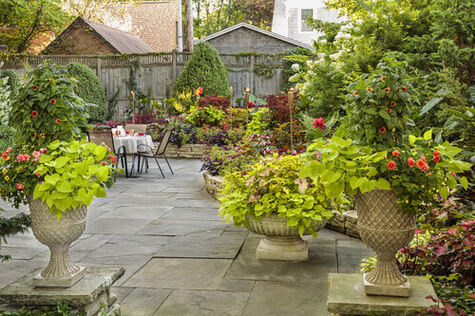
xmin=43 ymin=17 xmax=153 ymax=54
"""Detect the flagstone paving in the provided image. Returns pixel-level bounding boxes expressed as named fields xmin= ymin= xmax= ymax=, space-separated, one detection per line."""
xmin=0 ymin=159 xmax=373 ymax=315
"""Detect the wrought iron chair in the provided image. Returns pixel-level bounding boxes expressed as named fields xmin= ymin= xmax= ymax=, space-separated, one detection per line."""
xmin=86 ymin=129 xmax=129 ymax=178
xmin=132 ymin=129 xmax=174 ymax=178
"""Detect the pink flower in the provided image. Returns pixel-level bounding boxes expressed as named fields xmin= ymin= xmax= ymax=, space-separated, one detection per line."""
xmin=16 ymin=183 xmax=24 ymax=190
xmin=101 ymin=161 xmax=107 ymax=166
xmin=39 ymin=148 xmax=47 ymax=153
xmin=23 ymin=154 xmax=30 ymax=161
xmin=313 ymin=117 xmax=325 ymax=131
xmin=34 ymin=172 xmax=42 ymax=177
xmin=33 ymin=157 xmax=39 ymax=162
xmin=16 ymin=154 xmax=24 ymax=162
xmin=6 ymin=147 xmax=12 ymax=153
xmin=32 ymin=151 xmax=41 ymax=158
xmin=223 ymin=124 xmax=229 ymax=131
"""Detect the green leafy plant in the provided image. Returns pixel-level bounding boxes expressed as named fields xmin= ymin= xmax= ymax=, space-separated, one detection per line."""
xmin=246 ymin=108 xmax=271 ymax=135
xmin=9 ymin=62 xmax=88 ymax=149
xmin=186 ymin=105 xmax=225 ymax=127
xmin=32 ymin=140 xmax=117 ymax=219
xmin=173 ymin=42 xmax=229 ymax=97
xmin=219 ymin=155 xmax=337 ymax=236
xmin=66 ymin=62 xmax=107 ymax=123
xmin=301 ymin=134 xmax=471 ymax=215
xmin=200 ymin=145 xmax=256 ymax=177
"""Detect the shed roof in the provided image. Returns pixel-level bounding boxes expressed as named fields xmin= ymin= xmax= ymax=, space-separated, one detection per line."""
xmin=195 ymin=22 xmax=314 ymax=50
xmin=43 ymin=17 xmax=153 ymax=54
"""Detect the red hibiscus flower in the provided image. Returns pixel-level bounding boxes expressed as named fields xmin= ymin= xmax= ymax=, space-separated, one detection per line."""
xmin=407 ymin=157 xmax=415 ymax=167
xmin=313 ymin=117 xmax=325 ymax=131
xmin=387 ymin=160 xmax=397 ymax=170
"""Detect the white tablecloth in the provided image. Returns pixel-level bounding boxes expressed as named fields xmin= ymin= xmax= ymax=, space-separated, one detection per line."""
xmin=113 ymin=135 xmax=154 ymax=154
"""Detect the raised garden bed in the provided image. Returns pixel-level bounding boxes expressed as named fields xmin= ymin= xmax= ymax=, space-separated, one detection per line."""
xmin=155 ymin=143 xmax=212 ymax=159
xmin=202 ymin=171 xmax=360 ymax=238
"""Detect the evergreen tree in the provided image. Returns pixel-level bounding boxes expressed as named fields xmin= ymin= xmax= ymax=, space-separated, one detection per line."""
xmin=174 ymin=42 xmax=229 ymax=97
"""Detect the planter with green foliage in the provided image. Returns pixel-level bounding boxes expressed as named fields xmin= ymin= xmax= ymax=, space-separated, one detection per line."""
xmin=219 ymin=155 xmax=336 ymax=261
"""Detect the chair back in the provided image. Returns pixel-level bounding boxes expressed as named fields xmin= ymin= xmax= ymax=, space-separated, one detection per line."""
xmin=125 ymin=124 xmax=148 ymax=134
xmin=87 ymin=129 xmax=116 ymax=153
xmin=156 ymin=129 xmax=172 ymax=155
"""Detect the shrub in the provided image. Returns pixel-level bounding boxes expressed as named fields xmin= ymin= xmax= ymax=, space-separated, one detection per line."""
xmin=281 ymin=47 xmax=313 ymax=91
xmin=197 ymin=95 xmax=230 ymax=108
xmin=201 ymin=146 xmax=256 ymax=176
xmin=0 ymin=70 xmax=20 ymax=92
xmin=246 ymin=108 xmax=272 ymax=135
xmin=186 ymin=105 xmax=225 ymax=127
xmin=173 ymin=42 xmax=229 ymax=97
xmin=66 ymin=62 xmax=107 ymax=122
xmin=266 ymin=92 xmax=300 ymax=123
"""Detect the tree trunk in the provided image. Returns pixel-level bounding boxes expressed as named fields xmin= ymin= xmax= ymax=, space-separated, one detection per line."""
xmin=184 ymin=0 xmax=194 ymax=52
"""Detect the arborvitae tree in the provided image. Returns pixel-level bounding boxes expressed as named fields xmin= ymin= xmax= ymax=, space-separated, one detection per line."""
xmin=0 ymin=208 xmax=30 ymax=262
xmin=174 ymin=42 xmax=229 ymax=97
xmin=66 ymin=62 xmax=108 ymax=122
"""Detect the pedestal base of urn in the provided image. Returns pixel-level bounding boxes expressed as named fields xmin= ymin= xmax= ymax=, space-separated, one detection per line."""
xmin=363 ymin=273 xmax=411 ymax=297
xmin=256 ymin=236 xmax=308 ymax=261
xmin=33 ymin=266 xmax=87 ymax=288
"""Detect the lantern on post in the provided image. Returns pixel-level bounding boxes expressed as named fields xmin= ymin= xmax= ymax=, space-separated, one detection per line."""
xmin=288 ymin=87 xmax=294 ymax=151
xmin=229 ymin=86 xmax=234 ymax=129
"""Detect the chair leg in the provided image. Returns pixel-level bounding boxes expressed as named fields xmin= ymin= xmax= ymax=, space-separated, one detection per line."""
xmin=123 ymin=156 xmax=129 ymax=178
xmin=164 ymin=156 xmax=174 ymax=175
xmin=154 ymin=157 xmax=165 ymax=178
xmin=140 ymin=157 xmax=146 ymax=174
xmin=145 ymin=158 xmax=149 ymax=173
xmin=130 ymin=154 xmax=137 ymax=177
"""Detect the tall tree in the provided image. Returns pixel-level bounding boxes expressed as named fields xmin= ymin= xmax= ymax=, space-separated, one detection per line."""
xmin=0 ymin=0 xmax=70 ymax=53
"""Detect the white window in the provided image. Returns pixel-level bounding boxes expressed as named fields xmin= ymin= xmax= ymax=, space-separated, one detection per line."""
xmin=300 ymin=9 xmax=314 ymax=33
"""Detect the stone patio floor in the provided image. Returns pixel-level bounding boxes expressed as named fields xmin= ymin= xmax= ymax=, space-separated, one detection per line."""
xmin=0 ymin=159 xmax=373 ymax=315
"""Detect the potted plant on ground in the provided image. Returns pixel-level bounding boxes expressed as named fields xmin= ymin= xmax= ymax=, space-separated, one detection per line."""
xmin=0 ymin=63 xmax=118 ymax=287
xmin=219 ymin=154 xmax=338 ymax=261
xmin=301 ymin=60 xmax=471 ymax=296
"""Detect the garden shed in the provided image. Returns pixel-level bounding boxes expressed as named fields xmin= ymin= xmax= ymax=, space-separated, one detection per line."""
xmin=195 ymin=22 xmax=313 ymax=54
xmin=41 ymin=17 xmax=153 ymax=55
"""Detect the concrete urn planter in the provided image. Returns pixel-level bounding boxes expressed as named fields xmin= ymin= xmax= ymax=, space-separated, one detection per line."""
xmin=355 ymin=189 xmax=416 ymax=297
xmin=247 ymin=215 xmax=326 ymax=261
xmin=29 ymin=197 xmax=88 ymax=288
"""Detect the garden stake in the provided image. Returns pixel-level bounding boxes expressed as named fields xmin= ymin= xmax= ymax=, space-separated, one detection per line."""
xmin=229 ymin=86 xmax=233 ymax=129
xmin=288 ymin=87 xmax=294 ymax=151
xmin=245 ymin=87 xmax=250 ymax=125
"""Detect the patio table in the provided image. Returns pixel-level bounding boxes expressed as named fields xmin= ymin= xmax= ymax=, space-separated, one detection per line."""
xmin=113 ymin=134 xmax=154 ymax=154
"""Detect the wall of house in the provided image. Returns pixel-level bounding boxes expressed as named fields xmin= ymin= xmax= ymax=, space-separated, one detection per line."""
xmin=43 ymin=28 xmax=114 ymax=55
xmin=205 ymin=28 xmax=298 ymax=54
xmin=2 ymin=52 xmax=284 ymax=120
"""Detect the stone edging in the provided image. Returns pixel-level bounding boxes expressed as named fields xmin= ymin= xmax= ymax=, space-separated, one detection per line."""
xmin=202 ymin=171 xmax=360 ymax=238
xmin=155 ymin=143 xmax=212 ymax=159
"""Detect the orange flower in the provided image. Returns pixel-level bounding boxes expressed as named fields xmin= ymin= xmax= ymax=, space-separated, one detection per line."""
xmin=401 ymin=86 xmax=407 ymax=92
xmin=390 ymin=101 xmax=396 ymax=107
xmin=407 ymin=158 xmax=415 ymax=167
xmin=31 ymin=110 xmax=38 ymax=118
xmin=416 ymin=159 xmax=425 ymax=168
xmin=381 ymin=76 xmax=386 ymax=82
xmin=392 ymin=150 xmax=400 ymax=157
xmin=353 ymin=90 xmax=359 ymax=97
xmin=421 ymin=163 xmax=429 ymax=171
xmin=366 ymin=87 xmax=373 ymax=93
xmin=55 ymin=119 xmax=62 ymax=124
xmin=387 ymin=160 xmax=397 ymax=170
xmin=49 ymin=78 xmax=54 ymax=82
xmin=433 ymin=150 xmax=440 ymax=157
xmin=385 ymin=87 xmax=391 ymax=93
xmin=386 ymin=108 xmax=392 ymax=114
xmin=32 ymin=86 xmax=39 ymax=91
xmin=40 ymin=133 xmax=45 ymax=139
xmin=378 ymin=126 xmax=387 ymax=133
xmin=50 ymin=98 xmax=57 ymax=104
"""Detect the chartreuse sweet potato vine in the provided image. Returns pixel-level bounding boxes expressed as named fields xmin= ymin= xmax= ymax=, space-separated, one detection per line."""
xmin=219 ymin=155 xmax=341 ymax=237
xmin=33 ymin=140 xmax=116 ymax=219
xmin=300 ymin=134 xmax=471 ymax=215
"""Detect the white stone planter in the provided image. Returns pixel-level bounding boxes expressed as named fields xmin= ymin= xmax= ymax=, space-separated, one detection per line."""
xmin=247 ymin=215 xmax=326 ymax=261
xmin=29 ymin=197 xmax=88 ymax=288
xmin=355 ymin=189 xmax=416 ymax=297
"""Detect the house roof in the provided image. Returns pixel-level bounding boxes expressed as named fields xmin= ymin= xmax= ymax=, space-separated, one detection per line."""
xmin=43 ymin=17 xmax=153 ymax=54
xmin=195 ymin=22 xmax=314 ymax=50
xmin=111 ymin=1 xmax=178 ymax=52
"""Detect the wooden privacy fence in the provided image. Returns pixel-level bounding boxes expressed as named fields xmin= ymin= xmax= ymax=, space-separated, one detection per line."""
xmin=1 ymin=52 xmax=284 ymax=120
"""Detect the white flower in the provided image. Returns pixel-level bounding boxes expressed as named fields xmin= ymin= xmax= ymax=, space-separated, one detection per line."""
xmin=320 ymin=39 xmax=327 ymax=44
xmin=291 ymin=64 xmax=300 ymax=72
xmin=289 ymin=74 xmax=300 ymax=83
xmin=306 ymin=60 xmax=314 ymax=67
xmin=317 ymin=53 xmax=325 ymax=59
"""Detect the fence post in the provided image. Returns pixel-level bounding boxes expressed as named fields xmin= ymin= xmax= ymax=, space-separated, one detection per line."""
xmin=172 ymin=50 xmax=177 ymax=83
xmin=250 ymin=55 xmax=255 ymax=94
xmin=96 ymin=55 xmax=102 ymax=77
